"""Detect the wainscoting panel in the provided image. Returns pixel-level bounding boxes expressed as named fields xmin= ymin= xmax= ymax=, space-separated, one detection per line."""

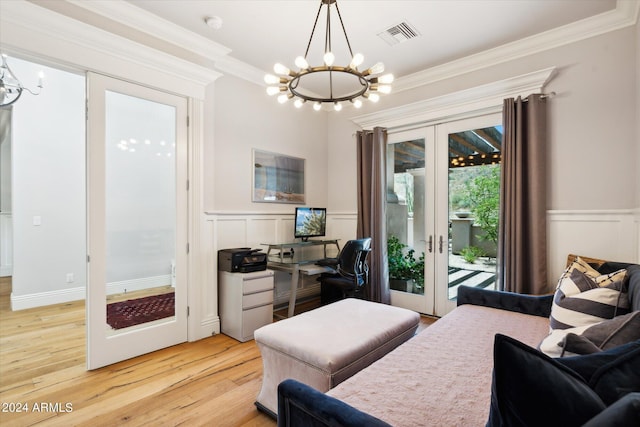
xmin=547 ymin=209 xmax=640 ymax=287
xmin=246 ymin=218 xmax=279 ymax=248
xmin=0 ymin=213 xmax=12 ymax=277
xmin=215 ymin=218 xmax=249 ymax=250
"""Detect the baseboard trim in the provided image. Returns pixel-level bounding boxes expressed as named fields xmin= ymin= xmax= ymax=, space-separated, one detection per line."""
xmin=10 ymin=274 xmax=173 ymax=310
xmin=106 ymin=274 xmax=172 ymax=296
xmin=11 ymin=286 xmax=85 ymax=311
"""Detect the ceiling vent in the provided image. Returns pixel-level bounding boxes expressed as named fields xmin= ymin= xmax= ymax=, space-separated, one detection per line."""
xmin=378 ymin=21 xmax=420 ymax=46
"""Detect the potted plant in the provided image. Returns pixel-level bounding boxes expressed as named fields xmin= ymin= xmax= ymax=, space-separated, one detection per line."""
xmin=387 ymin=235 xmax=425 ymax=293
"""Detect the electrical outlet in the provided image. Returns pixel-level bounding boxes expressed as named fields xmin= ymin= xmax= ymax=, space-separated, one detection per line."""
xmin=66 ymin=273 xmax=74 ymax=283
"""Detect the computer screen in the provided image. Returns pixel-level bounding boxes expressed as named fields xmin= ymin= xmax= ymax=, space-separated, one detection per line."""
xmin=294 ymin=207 xmax=326 ymax=241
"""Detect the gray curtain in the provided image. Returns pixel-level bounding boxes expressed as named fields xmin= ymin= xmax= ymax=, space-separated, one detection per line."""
xmin=498 ymin=95 xmax=548 ymax=294
xmin=356 ymin=127 xmax=390 ymax=304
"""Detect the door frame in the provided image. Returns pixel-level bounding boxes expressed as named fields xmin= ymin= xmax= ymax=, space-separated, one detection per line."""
xmin=387 ymin=112 xmax=502 ymax=317
xmin=86 ymin=72 xmax=189 ymax=369
xmin=388 ymin=126 xmax=435 ymax=315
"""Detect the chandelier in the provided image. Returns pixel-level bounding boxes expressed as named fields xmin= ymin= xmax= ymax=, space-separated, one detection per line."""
xmin=0 ymin=53 xmax=44 ymax=107
xmin=264 ymin=0 xmax=393 ymax=111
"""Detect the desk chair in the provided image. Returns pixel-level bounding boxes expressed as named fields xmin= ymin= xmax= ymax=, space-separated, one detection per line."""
xmin=317 ymin=238 xmax=372 ymax=305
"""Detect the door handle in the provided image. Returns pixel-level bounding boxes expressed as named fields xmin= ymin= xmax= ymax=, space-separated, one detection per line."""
xmin=439 ymin=235 xmax=444 ymax=254
xmin=427 ymin=235 xmax=433 ymax=253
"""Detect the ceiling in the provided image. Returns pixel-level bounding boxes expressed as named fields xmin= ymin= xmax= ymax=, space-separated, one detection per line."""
xmin=393 ymin=125 xmax=503 ymax=173
xmin=125 ymin=0 xmax=618 ymax=83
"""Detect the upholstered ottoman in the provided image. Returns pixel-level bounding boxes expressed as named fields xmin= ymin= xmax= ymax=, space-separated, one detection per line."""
xmin=253 ymin=298 xmax=420 ymax=416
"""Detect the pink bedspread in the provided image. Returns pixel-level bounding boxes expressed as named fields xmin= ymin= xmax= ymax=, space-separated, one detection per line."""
xmin=327 ymin=304 xmax=550 ymax=426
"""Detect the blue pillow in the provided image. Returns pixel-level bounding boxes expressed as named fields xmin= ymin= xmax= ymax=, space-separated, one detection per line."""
xmin=558 ymin=340 xmax=640 ymax=405
xmin=625 ymin=265 xmax=640 ymax=311
xmin=598 ymin=262 xmax=640 ymax=311
xmin=487 ymin=334 xmax=606 ymax=427
xmin=583 ymin=392 xmax=640 ymax=427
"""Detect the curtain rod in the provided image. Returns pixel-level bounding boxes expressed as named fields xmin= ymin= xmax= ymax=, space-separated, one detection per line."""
xmin=524 ymin=91 xmax=556 ymax=101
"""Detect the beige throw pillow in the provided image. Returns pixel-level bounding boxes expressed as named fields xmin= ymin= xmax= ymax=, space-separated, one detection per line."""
xmin=549 ymin=256 xmax=629 ymax=331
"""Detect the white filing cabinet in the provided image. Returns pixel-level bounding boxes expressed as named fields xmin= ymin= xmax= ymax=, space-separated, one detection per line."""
xmin=219 ymin=269 xmax=274 ymax=342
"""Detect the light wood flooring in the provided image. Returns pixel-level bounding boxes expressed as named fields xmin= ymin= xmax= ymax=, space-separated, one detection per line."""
xmin=0 ymin=277 xmax=435 ymax=426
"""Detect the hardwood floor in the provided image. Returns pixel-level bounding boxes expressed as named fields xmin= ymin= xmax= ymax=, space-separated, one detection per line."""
xmin=0 ymin=277 xmax=275 ymax=427
xmin=0 ymin=277 xmax=436 ymax=426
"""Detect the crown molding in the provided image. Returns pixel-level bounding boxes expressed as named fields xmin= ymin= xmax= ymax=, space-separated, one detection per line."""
xmin=0 ymin=0 xmax=221 ymax=98
xmin=393 ymin=0 xmax=639 ymax=93
xmin=6 ymin=0 xmax=637 ymax=91
xmin=64 ymin=0 xmax=266 ymax=86
xmin=350 ymin=67 xmax=556 ymax=130
xmin=66 ymin=0 xmax=232 ymax=60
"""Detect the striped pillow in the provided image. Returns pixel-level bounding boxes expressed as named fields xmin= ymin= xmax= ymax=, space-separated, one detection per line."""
xmin=549 ymin=257 xmax=629 ymax=330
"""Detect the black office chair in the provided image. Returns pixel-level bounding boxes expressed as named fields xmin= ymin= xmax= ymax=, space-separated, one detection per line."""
xmin=317 ymin=238 xmax=372 ymax=305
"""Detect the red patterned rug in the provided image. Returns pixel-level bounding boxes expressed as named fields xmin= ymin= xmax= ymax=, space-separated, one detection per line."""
xmin=107 ymin=292 xmax=175 ymax=330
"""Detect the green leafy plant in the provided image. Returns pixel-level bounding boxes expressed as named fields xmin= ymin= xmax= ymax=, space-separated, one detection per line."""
xmin=387 ymin=235 xmax=425 ymax=290
xmin=468 ymin=165 xmax=500 ymax=245
xmin=460 ymin=246 xmax=485 ymax=264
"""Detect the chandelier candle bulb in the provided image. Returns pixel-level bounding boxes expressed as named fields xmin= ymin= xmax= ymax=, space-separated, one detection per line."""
xmin=266 ymin=86 xmax=285 ymax=96
xmin=264 ymin=74 xmax=283 ymax=84
xmin=334 ymin=102 xmax=342 ymax=111
xmin=364 ymin=62 xmax=385 ymax=76
xmin=277 ymin=93 xmax=291 ymax=104
xmin=378 ymin=73 xmax=394 ymax=84
xmin=313 ymin=102 xmax=322 ymax=111
xmin=323 ymin=51 xmax=335 ymax=66
xmin=349 ymin=53 xmax=364 ymax=69
xmin=273 ymin=63 xmax=291 ymax=76
xmin=295 ymin=56 xmax=310 ymax=69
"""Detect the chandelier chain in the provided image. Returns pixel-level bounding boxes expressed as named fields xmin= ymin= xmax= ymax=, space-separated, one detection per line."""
xmin=334 ymin=2 xmax=354 ymax=58
xmin=304 ymin=3 xmax=324 ymax=59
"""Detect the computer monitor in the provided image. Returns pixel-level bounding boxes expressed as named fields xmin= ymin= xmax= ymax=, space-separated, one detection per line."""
xmin=294 ymin=207 xmax=326 ymax=241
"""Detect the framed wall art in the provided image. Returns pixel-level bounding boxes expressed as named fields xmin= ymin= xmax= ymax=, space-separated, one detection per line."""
xmin=252 ymin=149 xmax=305 ymax=204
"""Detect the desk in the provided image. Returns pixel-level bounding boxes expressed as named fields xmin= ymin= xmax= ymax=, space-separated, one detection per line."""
xmin=263 ymin=240 xmax=340 ymax=318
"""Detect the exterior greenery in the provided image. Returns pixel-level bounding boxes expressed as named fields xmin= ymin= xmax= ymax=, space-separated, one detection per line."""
xmin=387 ymin=235 xmax=425 ymax=290
xmin=466 ymin=165 xmax=500 ymax=245
xmin=460 ymin=246 xmax=486 ymax=263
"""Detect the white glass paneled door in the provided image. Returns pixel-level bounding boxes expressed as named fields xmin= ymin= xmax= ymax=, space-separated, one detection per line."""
xmin=387 ymin=127 xmax=435 ymax=315
xmin=387 ymin=112 xmax=502 ymax=317
xmin=86 ymin=73 xmax=188 ymax=369
xmin=434 ymin=114 xmax=502 ymax=316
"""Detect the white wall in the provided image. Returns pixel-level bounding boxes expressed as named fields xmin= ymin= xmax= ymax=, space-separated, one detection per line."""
xmin=9 ymin=57 xmax=87 ymax=307
xmin=0 ymin=109 xmax=10 ymax=212
xmin=332 ymin=25 xmax=639 ymax=212
xmin=210 ymin=74 xmax=329 ymax=215
xmin=0 ymin=109 xmax=12 ymax=276
xmin=207 ymin=75 xmax=339 ymax=308
xmin=328 ymin=23 xmax=640 ymax=285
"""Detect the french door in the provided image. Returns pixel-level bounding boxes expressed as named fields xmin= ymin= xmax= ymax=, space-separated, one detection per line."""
xmin=86 ymin=73 xmax=188 ymax=369
xmin=387 ymin=112 xmax=502 ymax=317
